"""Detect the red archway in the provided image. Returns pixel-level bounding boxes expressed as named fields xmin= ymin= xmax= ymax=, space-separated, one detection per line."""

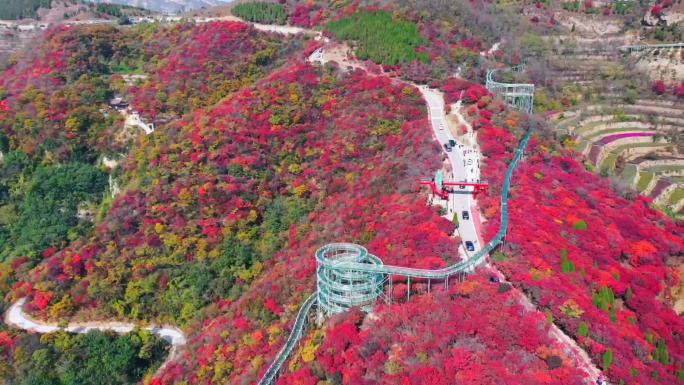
xmin=419 ymin=180 xmax=488 ymax=200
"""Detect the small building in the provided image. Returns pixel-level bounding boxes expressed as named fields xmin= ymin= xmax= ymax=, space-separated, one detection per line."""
xmin=109 ymin=97 xmax=128 ymax=110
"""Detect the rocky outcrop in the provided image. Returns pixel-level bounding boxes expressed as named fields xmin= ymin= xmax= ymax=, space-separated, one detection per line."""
xmin=643 ymin=11 xmax=665 ymax=27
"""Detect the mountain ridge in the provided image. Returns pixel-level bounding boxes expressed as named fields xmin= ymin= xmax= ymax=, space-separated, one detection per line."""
xmin=87 ymin=0 xmax=231 ymax=13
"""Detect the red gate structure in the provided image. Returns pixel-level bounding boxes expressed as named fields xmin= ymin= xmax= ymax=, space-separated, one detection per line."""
xmin=419 ymin=170 xmax=488 ymax=200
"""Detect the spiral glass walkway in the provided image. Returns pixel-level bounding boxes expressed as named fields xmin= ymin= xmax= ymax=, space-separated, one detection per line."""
xmin=486 ymin=63 xmax=534 ymax=114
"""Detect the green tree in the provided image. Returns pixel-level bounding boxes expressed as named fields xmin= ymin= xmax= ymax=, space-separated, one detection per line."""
xmin=12 ymin=330 xmax=168 ymax=385
xmin=592 ymin=286 xmax=615 ymax=312
xmin=232 ymin=2 xmax=287 ymax=25
xmin=603 ymin=348 xmax=613 ymax=370
xmin=560 ymin=249 xmax=575 ymax=273
xmin=577 ymin=321 xmax=589 ymax=337
xmin=327 ymin=10 xmax=428 ymax=66
xmin=653 ymin=338 xmax=671 ymax=365
xmin=572 ymin=219 xmax=588 ymax=230
xmin=11 ymin=162 xmax=106 ymax=258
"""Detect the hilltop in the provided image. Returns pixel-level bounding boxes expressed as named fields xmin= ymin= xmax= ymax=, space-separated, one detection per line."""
xmin=88 ymin=0 xmax=229 ymax=14
xmin=0 ymin=1 xmax=151 ymax=66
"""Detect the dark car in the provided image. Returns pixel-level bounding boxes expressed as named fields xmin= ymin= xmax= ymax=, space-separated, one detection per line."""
xmin=444 ymin=143 xmax=452 ymax=152
xmin=465 ymin=241 xmax=474 ymax=251
xmin=462 ymin=210 xmax=469 ymax=220
xmin=449 ymin=139 xmax=456 ymax=147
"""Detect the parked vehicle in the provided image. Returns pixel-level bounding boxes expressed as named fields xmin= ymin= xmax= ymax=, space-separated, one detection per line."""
xmin=448 ymin=139 xmax=456 ymax=147
xmin=465 ymin=241 xmax=474 ymax=251
xmin=462 ymin=210 xmax=469 ymax=220
xmin=444 ymin=143 xmax=452 ymax=152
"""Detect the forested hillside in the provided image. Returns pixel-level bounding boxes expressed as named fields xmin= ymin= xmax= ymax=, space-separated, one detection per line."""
xmin=0 ymin=21 xmax=301 ymax=263
xmin=0 ymin=19 xmax=309 ymax=385
xmin=0 ymin=0 xmax=51 ymax=20
xmin=0 ymin=17 xmax=464 ymax=383
xmin=0 ymin=2 xmax=682 ymax=385
xmin=0 ymin=0 xmax=148 ymax=20
xmin=0 ymin=329 xmax=169 ymax=384
xmin=148 ymin=62 xmax=461 ymax=385
xmin=231 ymin=1 xmax=287 ymax=25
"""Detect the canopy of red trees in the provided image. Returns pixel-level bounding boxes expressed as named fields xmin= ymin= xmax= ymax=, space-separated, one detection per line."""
xmin=279 ymin=274 xmax=593 ymax=385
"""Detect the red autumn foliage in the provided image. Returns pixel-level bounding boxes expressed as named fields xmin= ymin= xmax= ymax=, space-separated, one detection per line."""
xmin=651 ymin=5 xmax=663 ymax=17
xmin=129 ymin=21 xmax=299 ymax=120
xmin=0 ymin=25 xmax=117 ymax=159
xmin=264 ymin=298 xmax=283 ymax=315
xmin=673 ymin=82 xmax=684 ymax=99
xmin=281 ymin=274 xmax=592 ymax=385
xmin=5 ymin=10 xmax=680 ymax=385
xmin=652 ymin=80 xmax=667 ymax=95
xmin=439 ymin=77 xmax=471 ymax=104
xmin=32 ymin=291 xmax=53 ymax=311
xmin=463 ymin=84 xmax=490 ymax=104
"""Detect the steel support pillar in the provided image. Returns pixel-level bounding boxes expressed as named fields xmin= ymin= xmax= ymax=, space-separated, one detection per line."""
xmin=407 ymin=276 xmax=411 ymax=301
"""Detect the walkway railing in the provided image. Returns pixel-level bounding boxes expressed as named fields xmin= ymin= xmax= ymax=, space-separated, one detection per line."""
xmin=620 ymin=42 xmax=684 ymax=53
xmin=257 ymin=293 xmax=316 ymax=385
xmin=257 ymin=125 xmax=534 ymax=385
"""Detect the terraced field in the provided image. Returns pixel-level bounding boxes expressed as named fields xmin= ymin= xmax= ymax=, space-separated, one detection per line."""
xmin=557 ymin=98 xmax=684 ymax=218
xmin=542 ymin=34 xmax=629 ymax=86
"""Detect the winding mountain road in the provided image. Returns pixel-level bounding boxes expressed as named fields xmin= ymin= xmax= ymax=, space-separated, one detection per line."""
xmin=5 ymin=298 xmax=186 ymax=370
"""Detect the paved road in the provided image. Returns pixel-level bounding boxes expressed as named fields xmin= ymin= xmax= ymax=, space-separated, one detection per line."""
xmin=418 ymin=86 xmax=483 ymax=258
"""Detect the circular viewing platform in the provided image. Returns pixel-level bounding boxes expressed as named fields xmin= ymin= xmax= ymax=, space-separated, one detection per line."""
xmin=315 ymin=243 xmax=385 ymax=316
